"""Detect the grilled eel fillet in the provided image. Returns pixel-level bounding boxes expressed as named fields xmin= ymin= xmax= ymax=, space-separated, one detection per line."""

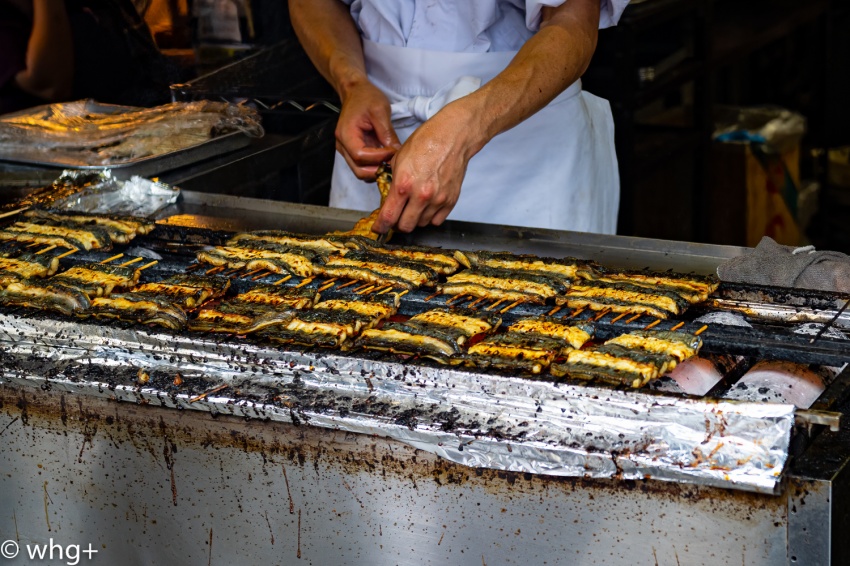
xmin=233 ymin=284 xmax=319 ymax=310
xmin=605 ymin=330 xmax=702 ymax=366
xmin=439 ymin=267 xmax=568 ymax=303
xmin=50 ymin=263 xmax=141 ymax=298
xmin=85 ymin=294 xmax=187 ymax=330
xmin=0 ymin=252 xmax=61 ymax=278
xmin=226 ymin=231 xmax=348 ymax=256
xmin=0 ymin=279 xmax=90 ymax=316
xmin=576 ymin=265 xmax=720 ymax=303
xmin=551 ymin=344 xmax=677 ymax=388
xmin=458 ymin=250 xmax=595 ymax=281
xmin=467 ymin=333 xmax=567 ymax=374
xmin=23 ymin=209 xmax=154 ymax=244
xmin=313 ymin=293 xmax=400 ymax=329
xmin=355 ymin=307 xmax=501 ymax=361
xmin=2 ymin=221 xmax=112 ymax=251
xmin=506 ymin=318 xmax=594 ymax=352
xmin=196 ymin=242 xmax=319 ymax=277
xmin=317 ymin=251 xmax=439 ymax=289
xmin=189 ymin=300 xmax=296 ymax=334
xmin=261 ymin=309 xmax=371 ymax=349
xmin=562 ymin=280 xmax=690 ymax=315
xmin=343 ymin=236 xmax=462 ymax=275
xmin=134 ymin=274 xmax=230 ymax=308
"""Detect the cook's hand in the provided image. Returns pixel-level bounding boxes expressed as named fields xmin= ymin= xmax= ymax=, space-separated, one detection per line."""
xmin=372 ymin=106 xmax=472 ymax=234
xmin=336 ymin=81 xmax=400 ymax=181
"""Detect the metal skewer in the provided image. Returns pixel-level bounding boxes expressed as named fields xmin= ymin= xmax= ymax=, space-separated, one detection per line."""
xmin=810 ymin=299 xmax=850 ymax=344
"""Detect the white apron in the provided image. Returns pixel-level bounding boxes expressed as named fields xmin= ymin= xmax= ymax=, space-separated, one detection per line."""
xmin=330 ymin=39 xmax=620 ymax=234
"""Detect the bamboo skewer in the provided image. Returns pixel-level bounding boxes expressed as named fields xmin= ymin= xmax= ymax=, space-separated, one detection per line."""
xmin=317 ymin=280 xmax=337 ymax=292
xmin=336 ymin=280 xmax=359 ymax=290
xmin=423 ymin=291 xmax=441 ymax=302
xmin=54 ymin=248 xmax=78 ymax=260
xmin=625 ymin=313 xmax=642 ymax=324
xmin=356 ymin=285 xmax=377 ymax=295
xmin=546 ymin=305 xmax=563 ymax=316
xmin=0 ymin=206 xmax=29 ymax=220
xmin=467 ymin=296 xmax=487 ymax=309
xmin=35 ymin=244 xmax=58 ymax=256
xmin=445 ymin=294 xmax=468 ymax=305
xmin=119 ymin=257 xmax=145 ymax=267
xmin=566 ymin=307 xmax=586 ymax=319
xmin=294 ymin=277 xmax=315 ymax=289
xmin=499 ymin=299 xmax=524 ymax=314
xmin=670 ymin=321 xmax=685 ymax=331
xmin=189 ymin=383 xmax=229 ymax=403
xmin=137 ymin=260 xmax=158 ymax=272
xmin=251 ymin=271 xmax=271 ymax=281
xmin=610 ymin=312 xmax=629 ymax=324
xmin=99 ymin=253 xmax=123 ymax=263
xmin=241 ymin=268 xmax=264 ymax=278
xmin=273 ymin=275 xmax=293 ymax=286
xmin=185 ymin=263 xmax=202 ymax=272
xmin=694 ymin=324 xmax=709 ymax=336
xmin=206 ymin=265 xmax=226 ymax=275
xmin=590 ymin=308 xmax=612 ymax=322
xmin=396 ymin=289 xmax=409 ymax=298
xmin=374 ymin=285 xmax=394 ymax=295
xmin=643 ymin=319 xmax=662 ymax=330
xmin=485 ymin=298 xmax=507 ymax=311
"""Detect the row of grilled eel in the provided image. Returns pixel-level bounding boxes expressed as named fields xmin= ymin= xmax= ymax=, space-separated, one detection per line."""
xmin=197 ymin=230 xmax=720 ymax=320
xmin=0 ymin=209 xmax=155 ymax=251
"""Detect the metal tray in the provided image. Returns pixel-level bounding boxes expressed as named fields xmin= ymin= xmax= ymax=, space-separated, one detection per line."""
xmin=0 ymin=100 xmax=256 ymax=179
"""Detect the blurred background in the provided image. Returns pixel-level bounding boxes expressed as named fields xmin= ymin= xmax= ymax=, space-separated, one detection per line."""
xmin=10 ymin=0 xmax=850 ymax=251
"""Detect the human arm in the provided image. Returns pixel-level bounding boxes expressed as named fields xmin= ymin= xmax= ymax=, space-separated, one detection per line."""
xmin=289 ymin=0 xmax=399 ymax=181
xmin=372 ymin=0 xmax=601 ymax=234
xmin=14 ymin=0 xmax=74 ymax=101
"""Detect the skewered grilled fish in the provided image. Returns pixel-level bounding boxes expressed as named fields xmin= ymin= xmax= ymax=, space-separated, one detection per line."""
xmin=0 ymin=252 xmax=61 ymax=279
xmin=553 ymin=344 xmax=676 ymax=387
xmin=458 ymin=250 xmax=594 ymax=281
xmin=261 ymin=309 xmax=369 ymax=349
xmin=0 ymin=270 xmax=21 ymax=288
xmin=440 ymin=267 xmax=568 ymax=303
xmin=356 ymin=322 xmax=463 ymax=360
xmin=4 ymin=221 xmax=112 ymax=251
xmin=189 ymin=300 xmax=296 ymax=334
xmin=313 ymin=293 xmax=400 ymax=329
xmin=134 ymin=274 xmax=230 ymax=308
xmin=407 ymin=307 xmax=501 ymax=345
xmin=0 ymin=229 xmax=86 ymax=251
xmin=317 ymin=251 xmax=438 ymax=289
xmin=234 ymin=284 xmax=319 ymax=310
xmin=227 ymin=230 xmax=348 ymax=256
xmin=466 ymin=333 xmax=566 ymax=374
xmin=558 ymin=295 xmax=674 ymax=320
xmin=506 ymin=318 xmax=594 ymax=353
xmin=0 ymin=279 xmax=90 ymax=316
xmin=51 ymin=263 xmax=142 ymax=298
xmin=86 ymin=293 xmax=187 ymax=330
xmin=606 ymin=330 xmax=702 ymax=365
xmin=576 ymin=265 xmax=719 ymax=303
xmin=563 ymin=280 xmax=690 ymax=315
xmin=23 ymin=209 xmax=155 ymax=244
xmin=196 ymin=243 xmax=319 ymax=277
xmin=343 ymin=236 xmax=462 ymax=275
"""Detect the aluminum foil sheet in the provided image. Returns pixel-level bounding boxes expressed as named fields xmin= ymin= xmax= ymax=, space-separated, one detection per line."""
xmin=0 ymin=314 xmax=794 ymax=494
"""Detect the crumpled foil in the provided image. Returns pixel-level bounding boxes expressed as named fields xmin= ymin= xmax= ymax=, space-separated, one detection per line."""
xmin=0 ymin=315 xmax=794 ymax=495
xmin=0 ymin=99 xmax=263 ymax=166
xmin=49 ymin=170 xmax=180 ymax=217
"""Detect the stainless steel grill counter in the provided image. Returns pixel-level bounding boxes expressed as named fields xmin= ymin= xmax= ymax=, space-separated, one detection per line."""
xmin=1 ymin=191 xmax=849 ymax=565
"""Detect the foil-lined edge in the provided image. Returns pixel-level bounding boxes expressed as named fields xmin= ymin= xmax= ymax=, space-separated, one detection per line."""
xmin=0 ymin=315 xmax=794 ymax=495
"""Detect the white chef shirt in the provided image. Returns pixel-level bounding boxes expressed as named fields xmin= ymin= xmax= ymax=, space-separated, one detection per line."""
xmin=341 ymin=0 xmax=630 ymax=51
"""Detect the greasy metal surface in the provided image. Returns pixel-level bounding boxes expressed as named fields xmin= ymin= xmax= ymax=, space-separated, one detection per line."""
xmin=157 ymin=191 xmax=748 ymax=274
xmin=0 ymin=313 xmax=794 ymax=493
xmin=0 ymin=385 xmax=791 ymax=566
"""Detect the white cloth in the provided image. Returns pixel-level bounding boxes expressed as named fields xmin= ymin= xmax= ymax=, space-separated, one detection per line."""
xmin=330 ymin=0 xmax=625 ymax=234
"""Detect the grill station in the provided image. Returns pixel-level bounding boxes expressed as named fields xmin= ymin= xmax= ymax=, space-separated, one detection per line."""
xmin=2 ymin=191 xmax=850 ymax=565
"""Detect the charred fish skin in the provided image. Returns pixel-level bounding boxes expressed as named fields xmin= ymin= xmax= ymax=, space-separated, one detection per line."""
xmin=87 ymin=293 xmax=187 ymax=330
xmin=24 ymin=208 xmax=156 ymax=236
xmin=0 ymin=229 xmax=89 ymax=251
xmin=606 ymin=330 xmax=702 ymax=364
xmin=466 ymin=332 xmax=566 ymax=374
xmin=506 ymin=317 xmax=594 ymax=351
xmin=318 ymin=251 xmax=439 ymax=289
xmin=0 ymin=279 xmax=91 ymax=316
xmin=355 ymin=322 xmax=462 ymax=359
xmin=0 ymin=252 xmax=61 ymax=278
xmin=7 ymin=221 xmax=113 ymax=251
xmin=446 ymin=266 xmax=569 ymax=295
xmin=567 ymin=279 xmax=690 ymax=314
xmin=341 ymin=236 xmax=462 ymax=275
xmin=409 ymin=307 xmax=501 ymax=341
xmin=189 ymin=300 xmax=296 ymax=334
xmin=196 ymin=244 xmax=319 ymax=277
xmin=226 ymin=230 xmax=348 ymax=256
xmin=235 ymin=284 xmax=319 ymax=310
xmin=550 ymin=361 xmax=648 ymax=388
xmin=462 ymin=250 xmax=596 ymax=280
xmin=557 ymin=294 xmax=674 ymax=319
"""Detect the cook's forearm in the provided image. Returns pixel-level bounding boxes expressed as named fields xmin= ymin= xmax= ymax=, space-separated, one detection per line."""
xmin=289 ymin=0 xmax=368 ymax=102
xmin=15 ymin=0 xmax=74 ymax=100
xmin=452 ymin=0 xmax=600 ymax=156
